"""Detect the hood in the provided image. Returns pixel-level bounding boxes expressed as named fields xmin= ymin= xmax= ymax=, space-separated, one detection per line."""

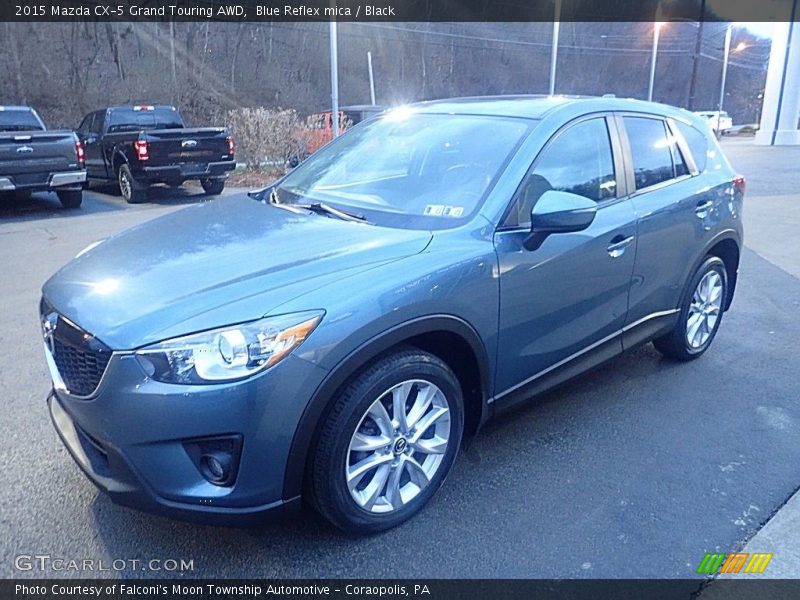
xmin=43 ymin=196 xmax=431 ymax=349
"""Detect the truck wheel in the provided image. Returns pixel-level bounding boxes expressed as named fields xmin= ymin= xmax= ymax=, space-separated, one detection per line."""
xmin=200 ymin=178 xmax=225 ymax=196
xmin=57 ymin=190 xmax=82 ymax=209
xmin=118 ymin=164 xmax=147 ymax=204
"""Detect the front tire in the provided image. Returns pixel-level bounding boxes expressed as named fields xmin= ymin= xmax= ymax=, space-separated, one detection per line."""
xmin=653 ymin=256 xmax=728 ymax=361
xmin=200 ymin=178 xmax=225 ymax=196
xmin=308 ymin=348 xmax=464 ymax=534
xmin=57 ymin=189 xmax=82 ymax=209
xmin=118 ymin=164 xmax=147 ymax=204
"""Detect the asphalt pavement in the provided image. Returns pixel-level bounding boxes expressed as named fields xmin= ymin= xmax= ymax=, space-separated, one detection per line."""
xmin=1 ymin=143 xmax=799 ymax=580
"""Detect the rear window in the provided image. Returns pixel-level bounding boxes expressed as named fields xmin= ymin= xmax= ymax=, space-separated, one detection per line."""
xmin=673 ymin=120 xmax=709 ymax=172
xmin=624 ymin=116 xmax=674 ymax=190
xmin=107 ymin=108 xmax=184 ymax=133
xmin=0 ymin=108 xmax=45 ymax=132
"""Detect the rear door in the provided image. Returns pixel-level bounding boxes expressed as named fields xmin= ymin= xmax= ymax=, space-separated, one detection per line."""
xmin=493 ymin=114 xmax=638 ymax=399
xmin=616 ymin=113 xmax=717 ymax=347
xmin=80 ymin=111 xmax=106 ymax=178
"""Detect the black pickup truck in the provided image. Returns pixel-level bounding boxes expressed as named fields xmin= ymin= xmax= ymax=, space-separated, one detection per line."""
xmin=0 ymin=106 xmax=86 ymax=208
xmin=76 ymin=105 xmax=235 ymax=203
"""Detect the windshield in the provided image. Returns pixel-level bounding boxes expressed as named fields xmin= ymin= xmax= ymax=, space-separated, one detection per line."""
xmin=0 ymin=109 xmax=45 ymax=132
xmin=277 ymin=111 xmax=533 ymax=229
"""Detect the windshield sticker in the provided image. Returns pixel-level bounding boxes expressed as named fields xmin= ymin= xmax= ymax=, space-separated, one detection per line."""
xmin=424 ymin=205 xmax=464 ymax=217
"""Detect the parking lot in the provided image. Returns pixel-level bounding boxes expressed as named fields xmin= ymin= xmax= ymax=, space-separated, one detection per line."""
xmin=1 ymin=139 xmax=799 ymax=579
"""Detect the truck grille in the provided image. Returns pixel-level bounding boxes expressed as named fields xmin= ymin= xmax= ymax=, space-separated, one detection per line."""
xmin=41 ymin=299 xmax=112 ymax=397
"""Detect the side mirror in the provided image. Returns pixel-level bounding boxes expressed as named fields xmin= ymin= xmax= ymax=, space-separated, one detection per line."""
xmin=524 ymin=190 xmax=597 ymax=251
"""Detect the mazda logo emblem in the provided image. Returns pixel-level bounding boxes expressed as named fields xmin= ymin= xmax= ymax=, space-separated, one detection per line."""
xmin=16 ymin=145 xmax=34 ymax=154
xmin=182 ymin=140 xmax=198 ymax=148
xmin=42 ymin=314 xmax=57 ymax=354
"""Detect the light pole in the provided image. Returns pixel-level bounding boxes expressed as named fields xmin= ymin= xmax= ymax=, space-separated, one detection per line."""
xmin=716 ymin=24 xmax=733 ymax=133
xmin=648 ymin=21 xmax=664 ymax=102
xmin=329 ymin=21 xmax=340 ymax=138
xmin=367 ymin=51 xmax=376 ymax=106
xmin=549 ymin=0 xmax=561 ymax=95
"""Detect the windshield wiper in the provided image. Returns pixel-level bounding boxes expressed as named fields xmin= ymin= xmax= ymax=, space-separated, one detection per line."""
xmin=294 ymin=202 xmax=368 ymax=223
xmin=259 ymin=187 xmax=368 ymax=223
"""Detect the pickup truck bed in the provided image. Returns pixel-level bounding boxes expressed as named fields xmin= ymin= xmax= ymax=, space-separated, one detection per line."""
xmin=0 ymin=106 xmax=86 ymax=208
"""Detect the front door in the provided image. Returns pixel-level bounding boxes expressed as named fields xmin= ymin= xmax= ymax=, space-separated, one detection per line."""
xmin=493 ymin=115 xmax=637 ymax=400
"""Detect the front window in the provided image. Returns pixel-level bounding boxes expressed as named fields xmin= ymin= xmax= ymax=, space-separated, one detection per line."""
xmin=277 ymin=111 xmax=533 ymax=229
xmin=504 ymin=117 xmax=616 ymax=227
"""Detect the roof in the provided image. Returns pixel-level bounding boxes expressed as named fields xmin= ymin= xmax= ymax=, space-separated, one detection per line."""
xmin=412 ymin=95 xmax=577 ymax=119
xmin=408 ymin=94 xmax=697 ymax=122
xmin=0 ymin=106 xmax=35 ymax=111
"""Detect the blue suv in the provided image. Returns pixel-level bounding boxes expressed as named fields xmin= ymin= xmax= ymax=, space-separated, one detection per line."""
xmin=41 ymin=96 xmax=744 ymax=533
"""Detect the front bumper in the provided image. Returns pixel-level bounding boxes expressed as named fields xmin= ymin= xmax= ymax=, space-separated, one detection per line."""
xmin=141 ymin=160 xmax=235 ymax=182
xmin=47 ymin=352 xmax=328 ymax=525
xmin=0 ymin=170 xmax=86 ymax=191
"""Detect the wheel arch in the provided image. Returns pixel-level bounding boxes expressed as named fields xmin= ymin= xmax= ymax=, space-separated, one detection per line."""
xmin=111 ymin=150 xmax=129 ymax=175
xmin=282 ymin=314 xmax=492 ymax=500
xmin=705 ymin=236 xmax=740 ymax=310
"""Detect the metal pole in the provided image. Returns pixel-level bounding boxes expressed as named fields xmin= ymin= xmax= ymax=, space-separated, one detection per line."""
xmin=367 ymin=51 xmax=376 ymax=106
xmin=717 ymin=24 xmax=733 ymax=132
xmin=648 ymin=22 xmax=661 ymax=101
xmin=329 ymin=21 xmax=340 ymax=138
xmin=549 ymin=0 xmax=561 ymax=95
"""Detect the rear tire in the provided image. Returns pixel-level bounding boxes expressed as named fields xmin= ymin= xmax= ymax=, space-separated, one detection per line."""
xmin=57 ymin=189 xmax=82 ymax=209
xmin=308 ymin=348 xmax=464 ymax=534
xmin=118 ymin=164 xmax=147 ymax=204
xmin=200 ymin=178 xmax=225 ymax=196
xmin=653 ymin=256 xmax=728 ymax=361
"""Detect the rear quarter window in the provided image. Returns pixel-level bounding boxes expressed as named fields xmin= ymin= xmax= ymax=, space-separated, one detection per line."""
xmin=674 ymin=120 xmax=708 ymax=172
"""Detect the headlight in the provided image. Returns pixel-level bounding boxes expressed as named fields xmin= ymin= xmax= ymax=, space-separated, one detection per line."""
xmin=135 ymin=311 xmax=323 ymax=384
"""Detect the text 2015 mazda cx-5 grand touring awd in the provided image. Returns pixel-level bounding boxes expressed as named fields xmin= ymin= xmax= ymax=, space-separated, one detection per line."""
xmin=42 ymin=96 xmax=744 ymax=533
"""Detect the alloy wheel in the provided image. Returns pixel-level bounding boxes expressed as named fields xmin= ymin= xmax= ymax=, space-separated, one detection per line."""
xmin=119 ymin=170 xmax=131 ymax=200
xmin=686 ymin=270 xmax=723 ymax=349
xmin=346 ymin=379 xmax=451 ymax=514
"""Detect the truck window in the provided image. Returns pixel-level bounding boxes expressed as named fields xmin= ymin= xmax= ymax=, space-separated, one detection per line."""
xmin=90 ymin=111 xmax=105 ymax=135
xmin=0 ymin=108 xmax=46 ymax=132
xmin=106 ymin=108 xmax=184 ymax=133
xmin=77 ymin=114 xmax=93 ymax=134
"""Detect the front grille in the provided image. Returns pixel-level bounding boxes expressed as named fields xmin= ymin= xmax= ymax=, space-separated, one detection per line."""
xmin=52 ymin=337 xmax=112 ymax=396
xmin=41 ymin=298 xmax=112 ymax=397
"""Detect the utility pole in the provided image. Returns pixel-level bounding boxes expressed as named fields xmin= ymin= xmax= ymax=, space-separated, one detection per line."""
xmin=687 ymin=0 xmax=706 ymax=110
xmin=367 ymin=51 xmax=376 ymax=106
xmin=549 ymin=0 xmax=561 ymax=95
xmin=329 ymin=21 xmax=340 ymax=138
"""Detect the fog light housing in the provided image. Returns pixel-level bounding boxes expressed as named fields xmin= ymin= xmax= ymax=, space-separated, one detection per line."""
xmin=183 ymin=435 xmax=242 ymax=487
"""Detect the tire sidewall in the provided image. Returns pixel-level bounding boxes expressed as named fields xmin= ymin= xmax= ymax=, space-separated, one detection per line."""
xmin=678 ymin=256 xmax=728 ymax=357
xmin=319 ymin=354 xmax=464 ymax=533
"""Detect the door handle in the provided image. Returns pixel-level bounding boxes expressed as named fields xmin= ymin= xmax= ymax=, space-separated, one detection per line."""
xmin=607 ymin=235 xmax=635 ymax=258
xmin=695 ymin=200 xmax=713 ymax=217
